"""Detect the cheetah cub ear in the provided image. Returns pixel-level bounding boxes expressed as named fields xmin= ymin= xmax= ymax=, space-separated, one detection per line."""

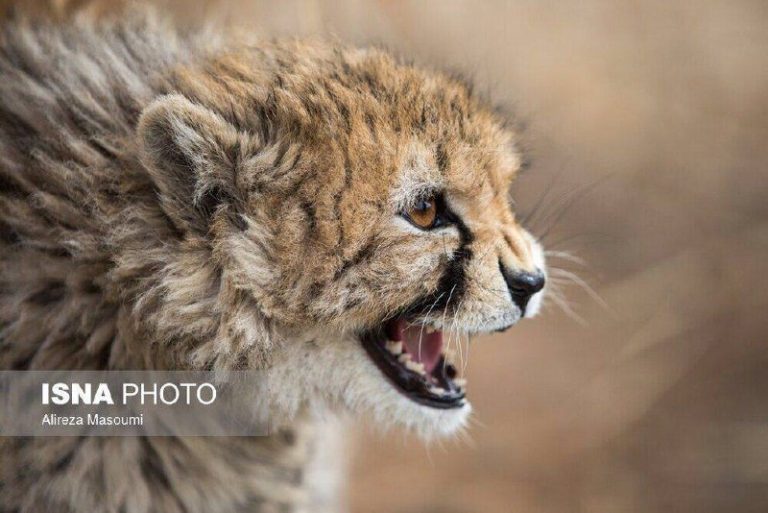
xmin=138 ymin=94 xmax=242 ymax=235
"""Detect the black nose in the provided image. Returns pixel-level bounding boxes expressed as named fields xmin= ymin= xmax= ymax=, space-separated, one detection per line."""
xmin=500 ymin=264 xmax=546 ymax=313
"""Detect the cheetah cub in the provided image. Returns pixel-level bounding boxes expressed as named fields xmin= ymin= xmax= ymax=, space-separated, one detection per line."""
xmin=0 ymin=14 xmax=546 ymax=513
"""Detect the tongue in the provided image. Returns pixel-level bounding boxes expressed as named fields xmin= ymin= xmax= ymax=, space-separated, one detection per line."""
xmin=387 ymin=319 xmax=443 ymax=374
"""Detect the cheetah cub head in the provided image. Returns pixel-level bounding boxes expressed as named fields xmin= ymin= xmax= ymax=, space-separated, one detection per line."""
xmin=137 ymin=43 xmax=546 ymax=438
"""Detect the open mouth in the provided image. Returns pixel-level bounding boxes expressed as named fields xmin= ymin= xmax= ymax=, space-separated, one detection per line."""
xmin=361 ymin=318 xmax=466 ymax=409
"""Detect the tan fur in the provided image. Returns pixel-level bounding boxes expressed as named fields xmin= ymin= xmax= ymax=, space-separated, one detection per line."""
xmin=0 ymin=13 xmax=544 ymax=512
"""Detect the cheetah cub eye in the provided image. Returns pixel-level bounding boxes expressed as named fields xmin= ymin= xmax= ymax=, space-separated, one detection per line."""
xmin=403 ymin=194 xmax=446 ymax=230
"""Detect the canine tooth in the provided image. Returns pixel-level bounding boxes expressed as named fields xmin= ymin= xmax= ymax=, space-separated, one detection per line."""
xmin=405 ymin=360 xmax=426 ymax=375
xmin=385 ymin=341 xmax=403 ymax=355
xmin=425 ymin=326 xmax=435 ymax=334
xmin=398 ymin=353 xmax=412 ymax=363
xmin=429 ymin=386 xmax=447 ymax=396
xmin=453 ymin=378 xmax=467 ymax=388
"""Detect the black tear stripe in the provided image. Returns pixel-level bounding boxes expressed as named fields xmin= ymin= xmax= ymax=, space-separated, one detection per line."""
xmin=403 ymin=211 xmax=474 ymax=318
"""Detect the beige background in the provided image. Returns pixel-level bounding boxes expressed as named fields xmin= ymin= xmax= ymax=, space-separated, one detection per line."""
xmin=3 ymin=1 xmax=768 ymax=512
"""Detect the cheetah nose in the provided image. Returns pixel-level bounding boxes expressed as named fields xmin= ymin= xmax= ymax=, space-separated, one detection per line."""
xmin=500 ymin=265 xmax=546 ymax=313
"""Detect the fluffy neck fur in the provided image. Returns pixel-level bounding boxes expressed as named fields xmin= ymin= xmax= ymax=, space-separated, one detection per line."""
xmin=0 ymin=16 xmax=267 ymax=371
xmin=0 ymin=16 xmax=336 ymax=513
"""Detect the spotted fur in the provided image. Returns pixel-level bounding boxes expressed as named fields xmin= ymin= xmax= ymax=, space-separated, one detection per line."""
xmin=0 ymin=13 xmax=545 ymax=512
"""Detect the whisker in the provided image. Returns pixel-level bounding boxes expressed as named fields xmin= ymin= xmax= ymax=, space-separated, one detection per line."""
xmin=535 ymin=174 xmax=613 ymax=243
xmin=549 ymin=267 xmax=611 ymax=313
xmin=449 ymin=296 xmax=467 ymax=371
xmin=440 ymin=285 xmax=458 ymax=332
xmin=461 ymin=331 xmax=471 ymax=375
xmin=548 ymin=291 xmax=586 ymax=325
xmin=517 ymin=162 xmax=568 ymax=227
xmin=439 ymin=284 xmax=459 ymax=374
xmin=416 ymin=292 xmax=445 ymax=361
xmin=544 ymin=250 xmax=586 ymax=266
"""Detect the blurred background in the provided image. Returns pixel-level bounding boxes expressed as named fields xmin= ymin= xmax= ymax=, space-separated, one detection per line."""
xmin=3 ymin=1 xmax=767 ymax=512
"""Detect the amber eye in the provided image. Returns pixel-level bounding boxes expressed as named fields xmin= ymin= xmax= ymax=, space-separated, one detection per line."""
xmin=406 ymin=198 xmax=438 ymax=229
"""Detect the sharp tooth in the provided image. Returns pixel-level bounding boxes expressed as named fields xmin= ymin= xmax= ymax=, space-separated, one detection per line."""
xmin=429 ymin=386 xmax=447 ymax=396
xmin=385 ymin=340 xmax=403 ymax=355
xmin=425 ymin=326 xmax=435 ymax=334
xmin=453 ymin=378 xmax=467 ymax=388
xmin=405 ymin=360 xmax=426 ymax=375
xmin=398 ymin=353 xmax=412 ymax=363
